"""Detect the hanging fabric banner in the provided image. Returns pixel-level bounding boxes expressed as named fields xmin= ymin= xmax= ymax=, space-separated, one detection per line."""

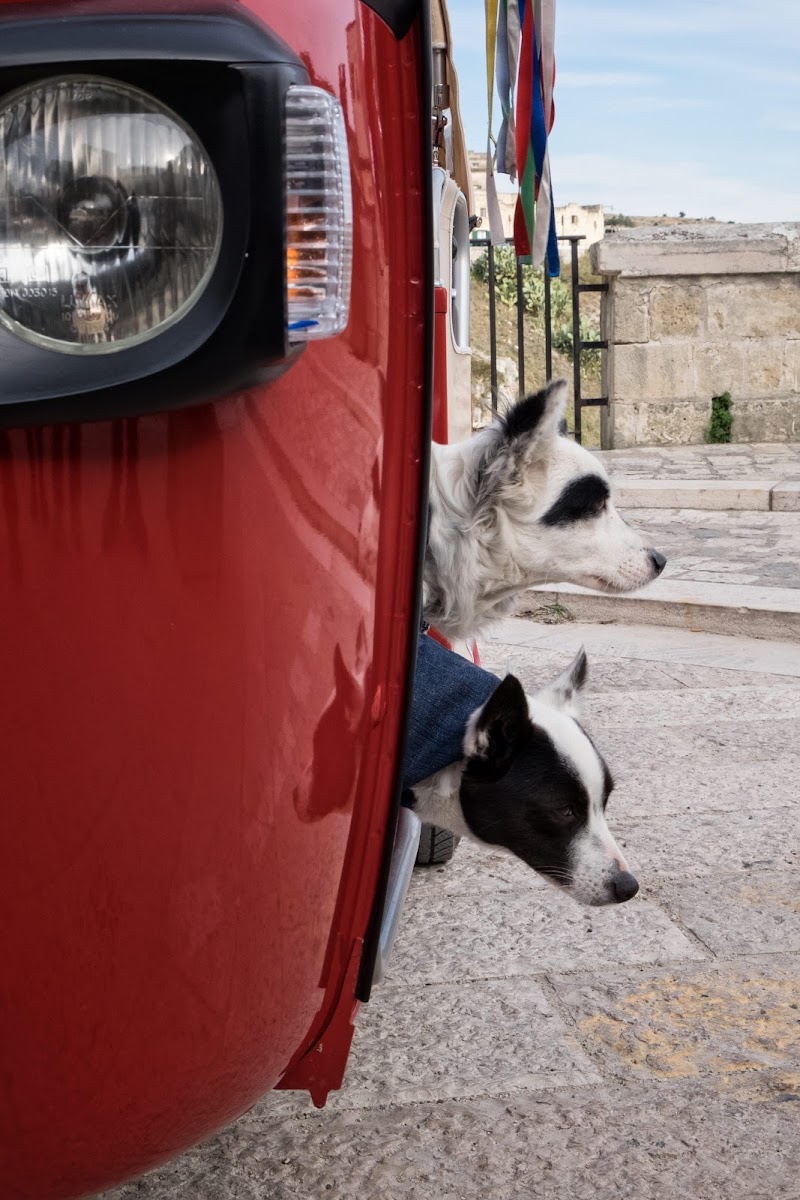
xmin=484 ymin=0 xmax=506 ymax=246
xmin=486 ymin=0 xmax=559 ymax=271
xmin=504 ymin=1 xmax=522 ymax=175
xmin=513 ymin=0 xmax=535 ymax=259
xmin=533 ymin=0 xmax=559 ymax=274
xmin=537 ymin=0 xmax=555 ymax=130
xmin=506 ymin=0 xmax=559 ymax=274
xmin=528 ymin=5 xmax=559 ymax=274
xmin=495 ymin=0 xmax=517 ymax=180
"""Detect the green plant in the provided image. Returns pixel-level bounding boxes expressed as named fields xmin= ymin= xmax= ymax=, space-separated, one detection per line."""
xmin=525 ymin=600 xmax=574 ymax=625
xmin=551 ymin=315 xmax=601 ymax=369
xmin=707 ymin=391 xmax=733 ymax=443
xmin=606 ymin=213 xmax=635 ymax=227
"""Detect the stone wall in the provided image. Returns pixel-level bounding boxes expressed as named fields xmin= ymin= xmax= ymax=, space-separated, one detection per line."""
xmin=591 ymin=223 xmax=800 ymax=447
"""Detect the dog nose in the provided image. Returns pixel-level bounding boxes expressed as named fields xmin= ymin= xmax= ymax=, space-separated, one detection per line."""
xmin=612 ymin=871 xmax=639 ymax=903
xmin=649 ymin=548 xmax=667 ymax=576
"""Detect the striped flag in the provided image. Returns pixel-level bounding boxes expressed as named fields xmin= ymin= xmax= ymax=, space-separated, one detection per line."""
xmin=486 ymin=0 xmax=560 ymax=275
xmin=484 ymin=0 xmax=506 ymax=245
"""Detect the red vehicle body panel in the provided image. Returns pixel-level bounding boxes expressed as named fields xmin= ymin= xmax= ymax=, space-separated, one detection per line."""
xmin=0 ymin=3 xmax=429 ymax=1196
xmin=432 ymin=283 xmax=450 ymax=444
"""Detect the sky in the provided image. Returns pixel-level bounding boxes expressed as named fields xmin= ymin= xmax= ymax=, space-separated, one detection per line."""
xmin=446 ymin=0 xmax=800 ymax=221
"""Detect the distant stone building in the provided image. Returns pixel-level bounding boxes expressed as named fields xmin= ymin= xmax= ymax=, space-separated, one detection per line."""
xmin=465 ymin=151 xmax=604 ymax=252
xmin=468 ymin=150 xmax=604 ymax=251
xmin=555 ymin=202 xmax=604 ymax=247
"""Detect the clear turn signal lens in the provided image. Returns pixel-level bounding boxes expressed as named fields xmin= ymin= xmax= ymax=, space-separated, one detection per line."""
xmin=284 ymin=85 xmax=352 ymax=343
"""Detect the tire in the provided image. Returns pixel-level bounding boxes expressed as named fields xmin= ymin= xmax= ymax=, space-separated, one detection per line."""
xmin=415 ymin=823 xmax=460 ymax=866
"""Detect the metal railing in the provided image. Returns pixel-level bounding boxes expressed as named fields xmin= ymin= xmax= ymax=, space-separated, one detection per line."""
xmin=470 ymin=232 xmax=609 ymax=444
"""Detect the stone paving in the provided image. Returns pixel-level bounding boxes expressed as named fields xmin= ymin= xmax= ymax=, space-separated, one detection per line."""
xmin=526 ymin=442 xmax=800 ymax=641
xmin=627 ymin=509 xmax=800 ymax=590
xmin=102 ymin=618 xmax=800 ymax=1200
xmin=526 ymin=507 xmax=800 ymax=642
xmin=595 ymin=441 xmax=800 ymax=482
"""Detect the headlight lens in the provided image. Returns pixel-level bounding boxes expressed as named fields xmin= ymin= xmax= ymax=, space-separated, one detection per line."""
xmin=0 ymin=75 xmax=222 ymax=354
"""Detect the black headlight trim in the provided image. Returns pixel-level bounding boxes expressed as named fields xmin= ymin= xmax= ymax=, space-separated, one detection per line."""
xmin=0 ymin=2 xmax=308 ymax=428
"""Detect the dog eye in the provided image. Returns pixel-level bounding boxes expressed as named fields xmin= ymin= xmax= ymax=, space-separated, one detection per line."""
xmin=556 ymin=805 xmax=576 ymax=822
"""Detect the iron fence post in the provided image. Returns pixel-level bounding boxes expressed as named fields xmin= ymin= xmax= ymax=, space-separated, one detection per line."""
xmin=475 ymin=230 xmax=607 ymax=437
xmin=569 ymin=236 xmax=582 ymax=443
xmin=516 ymin=255 xmax=525 ymax=399
xmin=544 ymin=268 xmax=552 ymax=382
xmin=488 ymin=240 xmax=498 ymax=414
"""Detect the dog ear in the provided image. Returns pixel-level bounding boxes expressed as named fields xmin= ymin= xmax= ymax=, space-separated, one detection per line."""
xmin=536 ymin=647 xmax=588 ymax=718
xmin=500 ymin=379 xmax=568 ymax=465
xmin=464 ymin=674 xmax=531 ymax=778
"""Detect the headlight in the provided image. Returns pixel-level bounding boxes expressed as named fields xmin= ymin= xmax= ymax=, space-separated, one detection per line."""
xmin=0 ymin=75 xmax=222 ymax=355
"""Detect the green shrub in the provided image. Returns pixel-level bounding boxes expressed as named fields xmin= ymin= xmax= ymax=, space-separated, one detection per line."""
xmin=471 ymin=247 xmax=599 ymax=363
xmin=552 ymin=316 xmax=602 ymax=370
xmin=606 ymin=213 xmax=635 ymax=227
xmin=707 ymin=391 xmax=733 ymax=443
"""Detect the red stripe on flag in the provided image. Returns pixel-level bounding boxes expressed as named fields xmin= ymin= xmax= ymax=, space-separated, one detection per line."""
xmin=514 ymin=1 xmax=534 ymax=256
xmin=514 ymin=199 xmax=530 ymax=257
xmin=515 ymin=3 xmax=533 ymax=182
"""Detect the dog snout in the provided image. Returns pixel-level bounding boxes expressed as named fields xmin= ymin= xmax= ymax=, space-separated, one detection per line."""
xmin=612 ymin=870 xmax=640 ymax=903
xmin=649 ymin=548 xmax=667 ymax=576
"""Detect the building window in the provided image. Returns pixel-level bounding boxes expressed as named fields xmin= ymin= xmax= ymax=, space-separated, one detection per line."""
xmin=571 ymin=214 xmax=579 ymax=225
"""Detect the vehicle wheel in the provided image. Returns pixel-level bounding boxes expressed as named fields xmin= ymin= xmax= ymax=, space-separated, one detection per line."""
xmin=415 ymin=823 xmax=460 ymax=866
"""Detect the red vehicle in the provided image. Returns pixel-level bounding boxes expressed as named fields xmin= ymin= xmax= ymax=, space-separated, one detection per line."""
xmin=0 ymin=1 xmax=455 ymax=1196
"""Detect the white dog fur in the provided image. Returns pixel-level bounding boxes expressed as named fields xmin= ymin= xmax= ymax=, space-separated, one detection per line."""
xmin=423 ymin=379 xmax=665 ymax=642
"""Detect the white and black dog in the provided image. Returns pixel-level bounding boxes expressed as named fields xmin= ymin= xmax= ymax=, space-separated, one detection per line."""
xmin=424 ymin=379 xmax=666 ymax=642
xmin=411 ymin=649 xmax=638 ymax=906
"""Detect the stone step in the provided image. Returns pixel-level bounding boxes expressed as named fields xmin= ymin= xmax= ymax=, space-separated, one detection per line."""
xmin=623 ymin=507 xmax=798 ymax=592
xmin=594 ymin=441 xmax=800 ymax=483
xmin=484 ymin=614 xmax=800 ymax=678
xmin=521 ymin=579 xmax=800 ymax=642
xmin=612 ymin=477 xmax=800 ymax=511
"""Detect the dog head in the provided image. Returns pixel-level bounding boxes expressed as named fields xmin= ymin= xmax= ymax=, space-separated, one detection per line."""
xmin=480 ymin=379 xmax=665 ymax=593
xmin=424 ymin=380 xmax=665 ymax=640
xmin=458 ymin=651 xmax=637 ymax=906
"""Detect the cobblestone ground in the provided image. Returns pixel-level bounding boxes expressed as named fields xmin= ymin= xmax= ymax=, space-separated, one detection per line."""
xmin=102 ymin=620 xmax=800 ymax=1200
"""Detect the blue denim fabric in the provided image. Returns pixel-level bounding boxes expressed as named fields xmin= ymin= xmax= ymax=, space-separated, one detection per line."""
xmin=403 ymin=633 xmax=500 ymax=788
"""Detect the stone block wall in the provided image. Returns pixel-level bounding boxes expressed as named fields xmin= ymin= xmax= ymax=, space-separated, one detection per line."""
xmin=591 ymin=224 xmax=800 ymax=447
